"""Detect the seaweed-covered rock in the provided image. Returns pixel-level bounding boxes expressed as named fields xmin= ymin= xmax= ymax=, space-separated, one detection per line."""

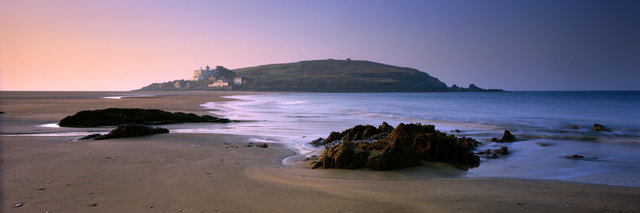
xmin=324 ymin=122 xmax=395 ymax=144
xmin=310 ymin=123 xmax=480 ymax=171
xmin=59 ymin=108 xmax=231 ymax=127
xmin=80 ymin=124 xmax=169 ymax=140
xmin=312 ymin=141 xmax=372 ymax=169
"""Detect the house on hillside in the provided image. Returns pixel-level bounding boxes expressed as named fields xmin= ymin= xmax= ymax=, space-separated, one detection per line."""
xmin=209 ymin=79 xmax=229 ymax=88
xmin=234 ymin=77 xmax=243 ymax=85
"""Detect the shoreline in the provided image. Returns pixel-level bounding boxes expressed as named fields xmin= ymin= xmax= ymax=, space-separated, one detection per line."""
xmin=197 ymin=92 xmax=640 ymax=187
xmin=2 ymin=91 xmax=639 ymax=212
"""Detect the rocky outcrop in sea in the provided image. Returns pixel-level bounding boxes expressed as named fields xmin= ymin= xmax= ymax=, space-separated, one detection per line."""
xmin=309 ymin=122 xmax=480 ymax=171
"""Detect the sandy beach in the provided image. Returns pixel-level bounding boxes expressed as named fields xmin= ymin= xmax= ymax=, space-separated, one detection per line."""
xmin=1 ymin=91 xmax=639 ymax=213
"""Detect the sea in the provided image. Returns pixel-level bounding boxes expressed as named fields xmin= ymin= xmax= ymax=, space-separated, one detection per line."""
xmin=174 ymin=91 xmax=640 ymax=186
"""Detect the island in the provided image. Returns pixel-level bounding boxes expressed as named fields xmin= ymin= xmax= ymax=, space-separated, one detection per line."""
xmin=137 ymin=59 xmax=503 ymax=92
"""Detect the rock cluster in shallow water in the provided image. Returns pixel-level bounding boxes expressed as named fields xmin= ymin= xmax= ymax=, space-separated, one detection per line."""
xmin=309 ymin=122 xmax=480 ymax=171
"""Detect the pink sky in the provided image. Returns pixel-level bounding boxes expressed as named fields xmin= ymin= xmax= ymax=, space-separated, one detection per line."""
xmin=2 ymin=0 xmax=639 ymax=91
xmin=0 ymin=1 xmax=330 ymax=91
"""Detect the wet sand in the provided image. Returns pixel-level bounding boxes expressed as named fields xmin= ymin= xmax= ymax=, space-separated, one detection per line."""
xmin=1 ymin=91 xmax=639 ymax=212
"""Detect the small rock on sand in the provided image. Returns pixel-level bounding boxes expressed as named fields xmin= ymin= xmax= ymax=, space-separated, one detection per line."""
xmin=13 ymin=203 xmax=23 ymax=208
xmin=257 ymin=143 xmax=268 ymax=148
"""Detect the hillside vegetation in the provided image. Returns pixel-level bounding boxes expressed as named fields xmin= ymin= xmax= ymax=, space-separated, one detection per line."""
xmin=233 ymin=59 xmax=449 ymax=92
xmin=138 ymin=59 xmax=502 ymax=92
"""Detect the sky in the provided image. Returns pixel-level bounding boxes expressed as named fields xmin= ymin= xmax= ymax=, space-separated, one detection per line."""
xmin=1 ymin=0 xmax=639 ymax=91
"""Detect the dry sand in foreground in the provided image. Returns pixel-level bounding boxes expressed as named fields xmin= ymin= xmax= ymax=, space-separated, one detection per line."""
xmin=1 ymin=91 xmax=639 ymax=212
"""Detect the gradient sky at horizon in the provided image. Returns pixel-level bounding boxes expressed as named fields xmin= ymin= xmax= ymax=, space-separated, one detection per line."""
xmin=1 ymin=0 xmax=639 ymax=91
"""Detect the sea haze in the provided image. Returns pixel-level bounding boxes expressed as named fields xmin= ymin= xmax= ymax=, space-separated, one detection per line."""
xmin=186 ymin=91 xmax=640 ymax=186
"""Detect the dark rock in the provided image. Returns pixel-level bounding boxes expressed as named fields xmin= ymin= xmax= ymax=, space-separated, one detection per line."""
xmin=342 ymin=125 xmax=375 ymax=141
xmin=58 ymin=108 xmax=231 ymax=127
xmin=592 ymin=123 xmax=611 ymax=132
xmin=257 ymin=143 xmax=268 ymax=148
xmin=310 ymin=123 xmax=480 ymax=171
xmin=82 ymin=124 xmax=169 ymax=140
xmin=304 ymin=155 xmax=319 ymax=161
xmin=361 ymin=125 xmax=379 ymax=139
xmin=467 ymin=84 xmax=483 ymax=92
xmin=571 ymin=125 xmax=579 ymax=130
xmin=88 ymin=203 xmax=98 ymax=207
xmin=479 ymin=146 xmax=509 ymax=158
xmin=493 ymin=130 xmax=516 ymax=142
xmin=309 ymin=138 xmax=325 ymax=147
xmin=378 ymin=122 xmax=394 ymax=133
xmin=79 ymin=134 xmax=102 ymax=140
xmin=452 ymin=83 xmax=504 ymax=92
xmin=312 ymin=141 xmax=371 ymax=169
xmin=324 ymin=132 xmax=343 ymax=144
xmin=324 ymin=122 xmax=395 ymax=145
xmin=495 ymin=146 xmax=508 ymax=155
xmin=565 ymin=154 xmax=584 ymax=159
xmin=0 ymin=111 xmax=4 ymax=114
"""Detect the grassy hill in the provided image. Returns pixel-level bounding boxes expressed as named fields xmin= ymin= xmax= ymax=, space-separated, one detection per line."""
xmin=233 ymin=59 xmax=449 ymax=92
xmin=137 ymin=59 xmax=502 ymax=92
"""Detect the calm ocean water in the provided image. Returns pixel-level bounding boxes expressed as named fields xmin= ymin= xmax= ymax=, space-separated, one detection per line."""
xmin=186 ymin=91 xmax=640 ymax=186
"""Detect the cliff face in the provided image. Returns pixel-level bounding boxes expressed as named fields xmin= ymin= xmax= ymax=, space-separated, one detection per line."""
xmin=137 ymin=59 xmax=503 ymax=92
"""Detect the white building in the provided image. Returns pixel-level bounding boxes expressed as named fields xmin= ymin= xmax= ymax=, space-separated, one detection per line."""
xmin=233 ymin=77 xmax=243 ymax=85
xmin=209 ymin=79 xmax=229 ymax=88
